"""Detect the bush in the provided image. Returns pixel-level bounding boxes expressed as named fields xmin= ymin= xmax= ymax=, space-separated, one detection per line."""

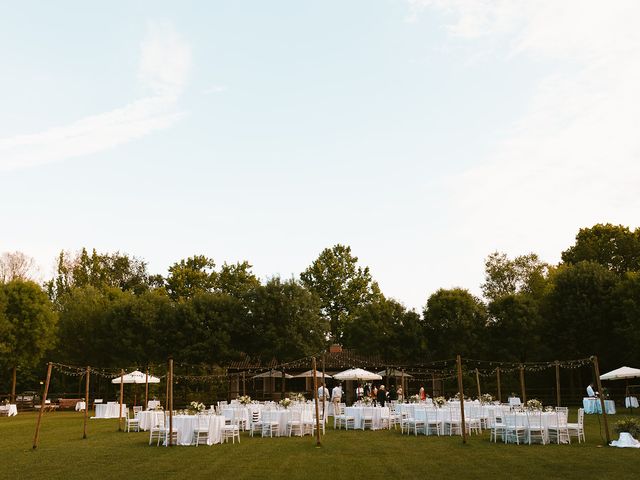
xmin=613 ymin=418 xmax=640 ymax=437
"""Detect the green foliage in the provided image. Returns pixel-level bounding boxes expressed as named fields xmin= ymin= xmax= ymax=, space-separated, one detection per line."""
xmin=482 ymin=252 xmax=549 ymax=302
xmin=165 ymin=255 xmax=217 ymax=301
xmin=343 ymin=298 xmax=426 ymax=362
xmin=423 ymin=288 xmax=487 ymax=359
xmin=562 ymin=223 xmax=640 ymax=274
xmin=613 ymin=418 xmax=640 ymax=437
xmin=301 ymin=244 xmax=380 ymax=341
xmin=0 ymin=280 xmax=58 ymax=370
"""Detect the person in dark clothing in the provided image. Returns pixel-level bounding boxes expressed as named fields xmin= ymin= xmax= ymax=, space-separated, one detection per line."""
xmin=377 ymin=384 xmax=388 ymax=407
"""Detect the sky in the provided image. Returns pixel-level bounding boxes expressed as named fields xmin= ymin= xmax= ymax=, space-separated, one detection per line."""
xmin=2 ymin=0 xmax=639 ymax=311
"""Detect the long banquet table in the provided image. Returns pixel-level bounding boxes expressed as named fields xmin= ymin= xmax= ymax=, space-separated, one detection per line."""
xmin=345 ymin=406 xmax=390 ymax=430
xmin=137 ymin=410 xmax=164 ymax=431
xmin=93 ymin=402 xmax=126 ymax=419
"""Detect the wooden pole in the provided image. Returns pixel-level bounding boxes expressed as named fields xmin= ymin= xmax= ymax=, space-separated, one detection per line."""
xmin=519 ymin=366 xmax=526 ymax=403
xmin=475 ymin=368 xmax=481 ymax=399
xmin=118 ymin=369 xmax=124 ymax=431
xmin=555 ymin=361 xmax=561 ymax=407
xmin=322 ymin=354 xmax=326 ymax=420
xmin=456 ymin=355 xmax=467 ymax=444
xmin=165 ymin=368 xmax=169 ymax=409
xmin=145 ymin=369 xmax=149 ymax=410
xmin=32 ymin=362 xmax=52 ymax=449
xmin=11 ymin=366 xmax=17 ymax=404
xmin=313 ymin=357 xmax=321 ymax=446
xmin=432 ymin=373 xmax=436 ymax=397
xmin=242 ymin=371 xmax=246 ymax=396
xmin=592 ymin=356 xmax=611 ymax=444
xmin=168 ymin=358 xmax=174 ymax=446
xmin=83 ymin=366 xmax=90 ymax=439
xmin=496 ymin=367 xmax=502 ymax=403
xmin=281 ymin=370 xmax=286 ymax=397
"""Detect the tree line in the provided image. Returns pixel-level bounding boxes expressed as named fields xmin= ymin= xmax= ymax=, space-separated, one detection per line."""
xmin=1 ymin=223 xmax=639 ymax=397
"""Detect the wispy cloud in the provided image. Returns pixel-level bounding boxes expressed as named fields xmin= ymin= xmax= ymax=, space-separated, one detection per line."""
xmin=0 ymin=21 xmax=191 ymax=171
xmin=410 ymin=1 xmax=640 ymax=261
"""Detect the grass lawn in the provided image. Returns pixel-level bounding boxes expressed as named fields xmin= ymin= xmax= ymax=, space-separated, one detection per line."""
xmin=1 ymin=411 xmax=639 ymax=480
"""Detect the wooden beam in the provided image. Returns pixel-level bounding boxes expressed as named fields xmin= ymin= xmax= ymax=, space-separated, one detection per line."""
xmin=11 ymin=366 xmax=17 ymax=404
xmin=169 ymin=358 xmax=174 ymax=446
xmin=83 ymin=366 xmax=90 ymax=439
xmin=32 ymin=362 xmax=52 ymax=449
xmin=118 ymin=369 xmax=124 ymax=431
xmin=456 ymin=355 xmax=467 ymax=444
xmin=144 ymin=369 xmax=149 ymax=410
xmin=496 ymin=367 xmax=502 ymax=403
xmin=519 ymin=366 xmax=526 ymax=403
xmin=313 ymin=357 xmax=321 ymax=446
xmin=475 ymin=368 xmax=481 ymax=399
xmin=555 ymin=361 xmax=561 ymax=407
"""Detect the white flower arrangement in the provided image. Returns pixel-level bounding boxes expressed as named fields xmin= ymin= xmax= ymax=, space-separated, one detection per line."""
xmin=238 ymin=395 xmax=252 ymax=405
xmin=526 ymin=399 xmax=542 ymax=411
xmin=190 ymin=401 xmax=205 ymax=413
xmin=409 ymin=394 xmax=421 ymax=403
xmin=279 ymin=398 xmax=292 ymax=409
xmin=480 ymin=393 xmax=494 ymax=404
xmin=289 ymin=392 xmax=305 ymax=402
xmin=434 ymin=396 xmax=447 ymax=408
xmin=361 ymin=396 xmax=373 ymax=405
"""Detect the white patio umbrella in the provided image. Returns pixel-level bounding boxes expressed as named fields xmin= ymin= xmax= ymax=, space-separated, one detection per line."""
xmin=599 ymin=366 xmax=640 ymax=381
xmin=333 ymin=368 xmax=382 ymax=381
xmin=112 ymin=370 xmax=161 ymax=407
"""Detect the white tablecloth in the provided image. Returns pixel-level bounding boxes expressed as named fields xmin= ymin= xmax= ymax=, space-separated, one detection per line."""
xmin=625 ymin=397 xmax=639 ymax=408
xmin=583 ymin=398 xmax=616 ymax=414
xmin=137 ymin=410 xmax=164 ymax=431
xmin=0 ymin=404 xmax=18 ymax=416
xmin=93 ymin=402 xmax=126 ymax=418
xmin=147 ymin=400 xmax=161 ymax=410
xmin=75 ymin=401 xmax=86 ymax=411
xmin=167 ymin=415 xmax=226 ymax=446
xmin=345 ymin=407 xmax=389 ymax=430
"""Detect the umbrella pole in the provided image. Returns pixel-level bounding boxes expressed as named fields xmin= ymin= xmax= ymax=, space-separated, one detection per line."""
xmin=145 ymin=369 xmax=149 ymax=410
xmin=313 ymin=357 xmax=321 ymax=446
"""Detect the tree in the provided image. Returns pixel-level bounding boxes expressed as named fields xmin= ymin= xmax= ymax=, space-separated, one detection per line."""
xmin=481 ymin=252 xmax=548 ymax=302
xmin=0 ymin=251 xmax=37 ymax=283
xmin=300 ymin=244 xmax=380 ymax=341
xmin=542 ymin=261 xmax=619 ymax=364
xmin=343 ymin=298 xmax=426 ymax=362
xmin=215 ymin=261 xmax=260 ymax=298
xmin=487 ymin=294 xmax=544 ymax=362
xmin=561 ymin=223 xmax=640 ymax=274
xmin=46 ymin=248 xmax=153 ymax=301
xmin=610 ymin=272 xmax=640 ymax=366
xmin=423 ymin=288 xmax=487 ymax=359
xmin=0 ymin=280 xmax=58 ymax=401
xmin=165 ymin=255 xmax=217 ymax=301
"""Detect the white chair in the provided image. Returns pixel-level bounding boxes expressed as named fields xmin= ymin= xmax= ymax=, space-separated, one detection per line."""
xmin=334 ymin=404 xmax=355 ymax=430
xmin=444 ymin=408 xmax=463 ymax=436
xmin=260 ymin=410 xmax=280 ymax=438
xmin=287 ymin=410 xmax=304 ymax=437
xmin=149 ymin=413 xmax=165 ymax=446
xmin=221 ymin=422 xmax=241 ymax=444
xmin=162 ymin=414 xmax=178 ymax=447
xmin=548 ymin=408 xmax=570 ymax=444
xmin=133 ymin=406 xmax=143 ymax=415
xmin=488 ymin=410 xmax=505 ymax=443
xmin=504 ymin=414 xmax=527 ymax=444
xmin=426 ymin=409 xmax=442 ymax=436
xmin=526 ymin=411 xmax=547 ymax=445
xmin=361 ymin=407 xmax=374 ymax=430
xmin=249 ymin=410 xmax=263 ymax=437
xmin=567 ymin=408 xmax=585 ymax=444
xmin=407 ymin=408 xmax=427 ymax=435
xmin=125 ymin=408 xmax=140 ymax=433
xmin=193 ymin=414 xmax=210 ymax=446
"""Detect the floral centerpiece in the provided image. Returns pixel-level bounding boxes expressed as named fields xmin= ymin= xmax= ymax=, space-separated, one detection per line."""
xmin=289 ymin=392 xmax=305 ymax=402
xmin=279 ymin=398 xmax=292 ymax=409
xmin=154 ymin=404 xmax=163 ymax=411
xmin=526 ymin=399 xmax=542 ymax=411
xmin=409 ymin=394 xmax=420 ymax=403
xmin=480 ymin=393 xmax=494 ymax=404
xmin=614 ymin=418 xmax=640 ymax=438
xmin=361 ymin=396 xmax=373 ymax=405
xmin=2 ymin=399 xmax=9 ymax=406
xmin=238 ymin=395 xmax=252 ymax=405
xmin=434 ymin=396 xmax=447 ymax=408
xmin=190 ymin=401 xmax=206 ymax=414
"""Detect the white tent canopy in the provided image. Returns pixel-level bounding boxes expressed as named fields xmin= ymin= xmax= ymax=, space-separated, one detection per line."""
xmin=295 ymin=370 xmax=332 ymax=379
xmin=377 ymin=369 xmax=412 ymax=378
xmin=111 ymin=370 xmax=160 ymax=384
xmin=600 ymin=366 xmax=640 ymax=381
xmin=333 ymin=368 xmax=382 ymax=381
xmin=251 ymin=370 xmax=294 ymax=379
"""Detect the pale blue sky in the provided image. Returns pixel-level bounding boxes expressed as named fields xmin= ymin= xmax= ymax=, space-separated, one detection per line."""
xmin=2 ymin=1 xmax=639 ymax=310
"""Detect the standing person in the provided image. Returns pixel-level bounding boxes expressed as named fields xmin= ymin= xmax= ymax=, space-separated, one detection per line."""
xmin=377 ymin=385 xmax=387 ymax=407
xmin=397 ymin=385 xmax=404 ymax=402
xmin=419 ymin=385 xmax=426 ymax=401
xmin=355 ymin=383 xmax=364 ymax=401
xmin=586 ymin=382 xmax=598 ymax=397
xmin=318 ymin=383 xmax=330 ymax=404
xmin=331 ymin=383 xmax=343 ymax=411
